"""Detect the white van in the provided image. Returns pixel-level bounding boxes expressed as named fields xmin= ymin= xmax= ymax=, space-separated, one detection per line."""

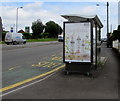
xmin=5 ymin=32 xmax=26 ymax=45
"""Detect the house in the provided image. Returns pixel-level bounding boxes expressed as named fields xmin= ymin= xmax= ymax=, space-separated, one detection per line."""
xmin=18 ymin=29 xmax=25 ymax=33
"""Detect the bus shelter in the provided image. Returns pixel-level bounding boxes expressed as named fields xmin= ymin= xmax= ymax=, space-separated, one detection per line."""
xmin=61 ymin=14 xmax=103 ymax=75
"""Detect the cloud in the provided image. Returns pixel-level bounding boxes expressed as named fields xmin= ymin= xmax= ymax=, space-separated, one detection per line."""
xmin=1 ymin=2 xmax=64 ymax=32
xmin=1 ymin=0 xmax=119 ymax=2
xmin=24 ymin=2 xmax=43 ymax=11
xmin=80 ymin=6 xmax=96 ymax=15
xmin=1 ymin=1 xmax=118 ymax=37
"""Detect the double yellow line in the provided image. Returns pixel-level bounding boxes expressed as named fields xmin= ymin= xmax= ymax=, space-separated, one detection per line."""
xmin=0 ymin=65 xmax=65 ymax=92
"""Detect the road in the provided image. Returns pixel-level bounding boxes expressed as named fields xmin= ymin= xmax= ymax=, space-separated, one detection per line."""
xmin=2 ymin=41 xmax=64 ymax=89
xmin=2 ymin=41 xmax=59 ymax=51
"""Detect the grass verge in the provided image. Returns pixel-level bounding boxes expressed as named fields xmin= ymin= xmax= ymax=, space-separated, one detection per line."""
xmin=0 ymin=38 xmax=58 ymax=44
xmin=27 ymin=38 xmax=58 ymax=42
xmin=0 ymin=41 xmax=5 ymax=44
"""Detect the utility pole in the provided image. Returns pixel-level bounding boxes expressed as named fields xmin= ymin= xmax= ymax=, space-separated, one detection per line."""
xmin=107 ymin=2 xmax=109 ymax=48
xmin=16 ymin=7 xmax=23 ymax=33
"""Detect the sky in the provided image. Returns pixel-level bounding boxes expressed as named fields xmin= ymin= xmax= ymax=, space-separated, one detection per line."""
xmin=0 ymin=0 xmax=119 ymax=38
xmin=118 ymin=1 xmax=120 ymax=25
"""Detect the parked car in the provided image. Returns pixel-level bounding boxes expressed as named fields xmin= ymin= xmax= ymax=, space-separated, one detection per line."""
xmin=101 ymin=38 xmax=107 ymax=42
xmin=5 ymin=32 xmax=26 ymax=45
xmin=58 ymin=35 xmax=63 ymax=42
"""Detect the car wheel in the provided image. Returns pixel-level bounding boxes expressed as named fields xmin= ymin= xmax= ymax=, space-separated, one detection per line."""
xmin=13 ymin=41 xmax=17 ymax=45
xmin=6 ymin=42 xmax=9 ymax=45
xmin=23 ymin=41 xmax=26 ymax=44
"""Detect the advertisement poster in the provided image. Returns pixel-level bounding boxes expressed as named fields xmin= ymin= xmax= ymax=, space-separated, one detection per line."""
xmin=93 ymin=27 xmax=96 ymax=64
xmin=65 ymin=22 xmax=91 ymax=62
xmin=119 ymin=42 xmax=120 ymax=52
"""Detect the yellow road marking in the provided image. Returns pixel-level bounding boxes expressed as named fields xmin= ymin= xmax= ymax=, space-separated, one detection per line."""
xmin=51 ymin=57 xmax=62 ymax=60
xmin=8 ymin=66 xmax=20 ymax=71
xmin=0 ymin=65 xmax=65 ymax=92
xmin=38 ymin=62 xmax=49 ymax=67
xmin=9 ymin=68 xmax=15 ymax=71
xmin=43 ymin=62 xmax=58 ymax=68
xmin=32 ymin=62 xmax=61 ymax=68
xmin=42 ymin=62 xmax=53 ymax=67
xmin=51 ymin=57 xmax=62 ymax=61
xmin=47 ymin=63 xmax=57 ymax=68
xmin=32 ymin=62 xmax=49 ymax=67
xmin=52 ymin=63 xmax=62 ymax=68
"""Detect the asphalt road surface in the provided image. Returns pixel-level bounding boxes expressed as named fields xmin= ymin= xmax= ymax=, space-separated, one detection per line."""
xmin=2 ymin=41 xmax=63 ymax=88
xmin=2 ymin=41 xmax=60 ymax=51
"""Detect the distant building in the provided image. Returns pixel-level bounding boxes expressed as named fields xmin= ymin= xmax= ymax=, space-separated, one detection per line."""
xmin=18 ymin=29 xmax=25 ymax=33
xmin=0 ymin=17 xmax=2 ymax=41
xmin=118 ymin=1 xmax=120 ymax=25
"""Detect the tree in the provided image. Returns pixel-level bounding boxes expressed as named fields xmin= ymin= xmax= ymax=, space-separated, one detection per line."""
xmin=31 ymin=19 xmax=44 ymax=39
xmin=111 ymin=30 xmax=120 ymax=41
xmin=41 ymin=33 xmax=49 ymax=38
xmin=45 ymin=21 xmax=62 ymax=38
xmin=22 ymin=32 xmax=32 ymax=39
xmin=2 ymin=31 xmax=8 ymax=41
xmin=118 ymin=25 xmax=120 ymax=30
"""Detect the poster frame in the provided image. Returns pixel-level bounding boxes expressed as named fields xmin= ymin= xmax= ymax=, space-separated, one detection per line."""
xmin=63 ymin=21 xmax=93 ymax=64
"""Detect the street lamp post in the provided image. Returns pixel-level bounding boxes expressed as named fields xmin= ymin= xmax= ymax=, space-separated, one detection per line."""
xmin=16 ymin=7 xmax=23 ymax=33
xmin=96 ymin=2 xmax=109 ymax=47
xmin=106 ymin=2 xmax=109 ymax=48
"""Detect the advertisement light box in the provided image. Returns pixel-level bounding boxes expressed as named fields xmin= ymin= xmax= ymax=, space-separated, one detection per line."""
xmin=64 ymin=22 xmax=91 ymax=63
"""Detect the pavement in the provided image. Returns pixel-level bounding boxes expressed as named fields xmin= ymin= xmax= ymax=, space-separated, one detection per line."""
xmin=2 ymin=42 xmax=119 ymax=100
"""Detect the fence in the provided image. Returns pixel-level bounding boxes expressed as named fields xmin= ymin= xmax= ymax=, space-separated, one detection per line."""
xmin=112 ymin=40 xmax=120 ymax=54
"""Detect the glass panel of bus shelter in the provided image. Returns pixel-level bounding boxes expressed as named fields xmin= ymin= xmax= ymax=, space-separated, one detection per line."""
xmin=64 ymin=22 xmax=91 ymax=63
xmin=93 ymin=26 xmax=96 ymax=65
xmin=97 ymin=26 xmax=101 ymax=63
xmin=119 ymin=42 xmax=120 ymax=52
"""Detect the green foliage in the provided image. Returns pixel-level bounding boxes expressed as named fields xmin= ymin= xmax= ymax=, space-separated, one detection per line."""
xmin=27 ymin=38 xmax=57 ymax=42
xmin=45 ymin=21 xmax=62 ymax=38
xmin=31 ymin=19 xmax=44 ymax=39
xmin=110 ymin=25 xmax=120 ymax=41
xmin=111 ymin=30 xmax=120 ymax=41
xmin=22 ymin=32 xmax=32 ymax=39
xmin=41 ymin=33 xmax=49 ymax=38
xmin=2 ymin=31 xmax=8 ymax=41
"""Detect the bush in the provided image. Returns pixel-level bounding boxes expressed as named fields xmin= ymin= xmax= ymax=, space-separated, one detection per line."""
xmin=2 ymin=31 xmax=8 ymax=41
xmin=111 ymin=30 xmax=120 ymax=41
xmin=22 ymin=33 xmax=32 ymax=39
xmin=41 ymin=33 xmax=49 ymax=38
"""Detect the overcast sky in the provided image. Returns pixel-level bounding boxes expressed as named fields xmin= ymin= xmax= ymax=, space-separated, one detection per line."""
xmin=0 ymin=0 xmax=119 ymax=38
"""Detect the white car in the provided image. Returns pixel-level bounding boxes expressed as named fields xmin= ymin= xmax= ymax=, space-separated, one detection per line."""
xmin=58 ymin=35 xmax=63 ymax=42
xmin=5 ymin=32 xmax=26 ymax=45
